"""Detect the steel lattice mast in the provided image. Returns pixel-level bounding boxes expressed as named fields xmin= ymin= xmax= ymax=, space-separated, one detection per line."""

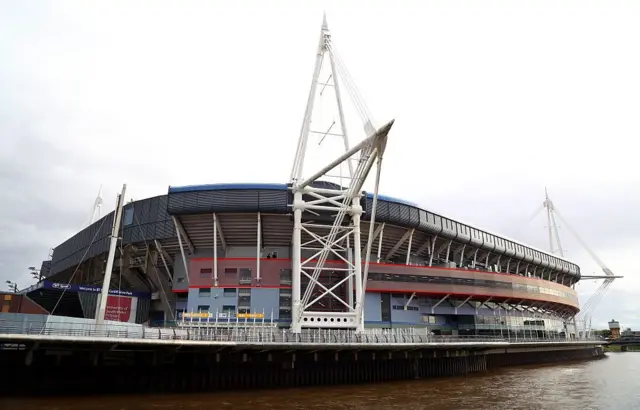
xmin=289 ymin=15 xmax=394 ymax=333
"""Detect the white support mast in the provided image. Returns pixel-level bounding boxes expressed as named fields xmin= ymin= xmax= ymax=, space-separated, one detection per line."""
xmin=95 ymin=184 xmax=127 ymax=325
xmin=540 ymin=189 xmax=623 ymax=336
xmin=542 ymin=188 xmax=564 ymax=257
xmin=81 ymin=185 xmax=104 ymax=229
xmin=91 ymin=184 xmax=104 ymax=224
xmin=289 ymin=15 xmax=393 ymax=333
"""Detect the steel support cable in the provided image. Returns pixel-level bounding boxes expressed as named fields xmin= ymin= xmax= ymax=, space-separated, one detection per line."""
xmin=329 ymin=43 xmax=374 ymax=122
xmin=577 ymin=281 xmax=612 ymax=322
xmin=579 ymin=289 xmax=610 ymax=328
xmin=327 ymin=47 xmax=368 ymax=123
xmin=552 ymin=207 xmax=611 ymax=274
xmin=327 ymin=43 xmax=374 ymax=131
xmin=331 ymin=54 xmax=374 ymax=134
xmin=46 ymin=216 xmax=108 ymax=323
xmin=549 ymin=211 xmax=565 ymax=257
xmin=511 ymin=204 xmax=544 ymax=241
xmin=578 ymin=279 xmax=613 ymax=319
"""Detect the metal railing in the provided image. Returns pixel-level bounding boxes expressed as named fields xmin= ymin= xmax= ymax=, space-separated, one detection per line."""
xmin=0 ymin=319 xmax=603 ymax=346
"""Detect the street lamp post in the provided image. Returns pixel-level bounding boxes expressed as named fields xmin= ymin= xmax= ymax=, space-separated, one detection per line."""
xmin=5 ymin=281 xmax=18 ymax=293
xmin=28 ymin=267 xmax=42 ymax=282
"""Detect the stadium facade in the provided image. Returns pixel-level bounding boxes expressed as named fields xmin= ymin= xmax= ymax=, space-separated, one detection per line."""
xmin=30 ymin=182 xmax=582 ymax=338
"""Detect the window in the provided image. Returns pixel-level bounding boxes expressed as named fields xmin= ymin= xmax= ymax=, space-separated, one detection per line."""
xmin=239 ymin=268 xmax=252 ymax=284
xmin=279 ymin=288 xmax=292 ymax=311
xmin=123 ymin=208 xmax=134 ymax=226
xmin=280 ymin=269 xmax=292 ymax=285
xmin=266 ymin=251 xmax=278 ymax=259
xmin=421 ymin=315 xmax=436 ymax=324
xmin=223 ymin=288 xmax=236 ymax=297
xmin=238 ymin=307 xmax=251 ymax=314
xmin=224 ymin=268 xmax=237 ymax=276
xmin=222 ymin=305 xmax=235 ymax=313
xmin=392 ymin=305 xmax=418 ymax=311
xmin=200 ymin=268 xmax=212 ymax=277
xmin=198 ymin=288 xmax=211 ymax=297
xmin=238 ymin=289 xmax=251 ymax=309
xmin=197 ymin=305 xmax=209 ymax=313
xmin=380 ymin=293 xmax=391 ymax=322
xmin=279 ymin=309 xmax=292 ymax=320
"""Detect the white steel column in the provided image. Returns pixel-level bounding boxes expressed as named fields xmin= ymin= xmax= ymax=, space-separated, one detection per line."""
xmin=428 ymin=236 xmax=437 ymax=266
xmin=405 ymin=230 xmax=414 ymax=265
xmin=376 ymin=223 xmax=385 ymax=263
xmin=95 ymin=184 xmax=127 ymax=325
xmin=257 ymin=212 xmax=262 ymax=284
xmin=347 ymin=235 xmax=354 ymax=309
xmin=213 ymin=213 xmax=218 ymax=287
xmin=291 ymin=193 xmax=303 ymax=331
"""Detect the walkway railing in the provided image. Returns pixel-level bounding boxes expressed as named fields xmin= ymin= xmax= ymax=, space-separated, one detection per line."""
xmin=0 ymin=319 xmax=603 ymax=346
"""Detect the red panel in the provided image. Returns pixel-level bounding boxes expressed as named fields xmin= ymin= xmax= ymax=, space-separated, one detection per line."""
xmin=188 ymin=258 xmax=292 ymax=287
xmin=105 ymin=295 xmax=133 ymax=322
xmin=5 ymin=295 xmax=49 ymax=315
xmin=179 ymin=257 xmax=578 ymax=311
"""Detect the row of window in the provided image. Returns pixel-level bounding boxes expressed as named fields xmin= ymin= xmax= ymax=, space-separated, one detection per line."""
xmin=194 ymin=260 xmax=570 ymax=289
xmin=367 ymin=273 xmax=577 ymax=301
xmin=199 ymin=267 xmax=253 ymax=283
xmin=197 ymin=288 xmax=251 ymax=297
xmin=475 ymin=315 xmax=566 ymax=330
xmin=393 ymin=305 xmax=418 ymax=311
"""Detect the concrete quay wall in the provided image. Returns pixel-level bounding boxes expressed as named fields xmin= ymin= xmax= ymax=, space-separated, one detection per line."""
xmin=0 ymin=341 xmax=604 ymax=397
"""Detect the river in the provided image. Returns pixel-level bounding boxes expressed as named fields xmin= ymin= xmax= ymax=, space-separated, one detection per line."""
xmin=2 ymin=353 xmax=638 ymax=410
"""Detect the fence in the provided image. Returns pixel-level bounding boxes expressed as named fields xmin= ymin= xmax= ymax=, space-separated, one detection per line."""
xmin=0 ymin=319 xmax=603 ymax=346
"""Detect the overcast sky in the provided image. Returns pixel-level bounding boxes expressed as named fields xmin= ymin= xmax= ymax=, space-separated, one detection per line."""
xmin=1 ymin=1 xmax=638 ymax=329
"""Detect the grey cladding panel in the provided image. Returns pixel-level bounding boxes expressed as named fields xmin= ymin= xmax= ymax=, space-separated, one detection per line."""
xmin=408 ymin=207 xmax=420 ymax=228
xmin=364 ymin=198 xmax=390 ymax=221
xmin=258 ymin=190 xmax=288 ymax=213
xmin=50 ymin=195 xmax=173 ymax=276
xmin=219 ymin=190 xmax=260 ymax=212
xmin=167 ymin=189 xmax=288 ymax=215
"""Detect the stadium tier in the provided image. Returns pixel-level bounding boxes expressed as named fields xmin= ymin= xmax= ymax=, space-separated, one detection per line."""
xmin=32 ymin=182 xmax=582 ymax=337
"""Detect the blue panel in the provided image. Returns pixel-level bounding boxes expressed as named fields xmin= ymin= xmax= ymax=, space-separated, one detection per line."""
xmin=363 ymin=293 xmax=382 ymax=322
xmin=168 ymin=183 xmax=288 ymax=193
xmin=390 ymin=295 xmax=421 ymax=324
xmin=250 ymin=288 xmax=279 ymax=317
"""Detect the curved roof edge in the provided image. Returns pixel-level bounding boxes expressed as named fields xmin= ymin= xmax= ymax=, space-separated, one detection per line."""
xmin=167 ymin=182 xmax=418 ymax=207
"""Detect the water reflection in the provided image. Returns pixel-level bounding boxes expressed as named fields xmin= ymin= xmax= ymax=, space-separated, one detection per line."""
xmin=3 ymin=353 xmax=639 ymax=410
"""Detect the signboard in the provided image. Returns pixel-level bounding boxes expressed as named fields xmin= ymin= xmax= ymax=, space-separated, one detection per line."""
xmin=178 ymin=312 xmax=266 ymax=320
xmin=97 ymin=294 xmax=138 ymax=323
xmin=237 ymin=313 xmax=265 ymax=319
xmin=182 ymin=312 xmax=212 ymax=319
xmin=39 ymin=281 xmax=150 ymax=298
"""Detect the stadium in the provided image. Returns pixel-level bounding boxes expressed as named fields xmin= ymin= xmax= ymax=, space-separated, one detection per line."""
xmin=26 ymin=180 xmax=582 ymax=339
xmin=20 ymin=17 xmax=583 ymax=340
